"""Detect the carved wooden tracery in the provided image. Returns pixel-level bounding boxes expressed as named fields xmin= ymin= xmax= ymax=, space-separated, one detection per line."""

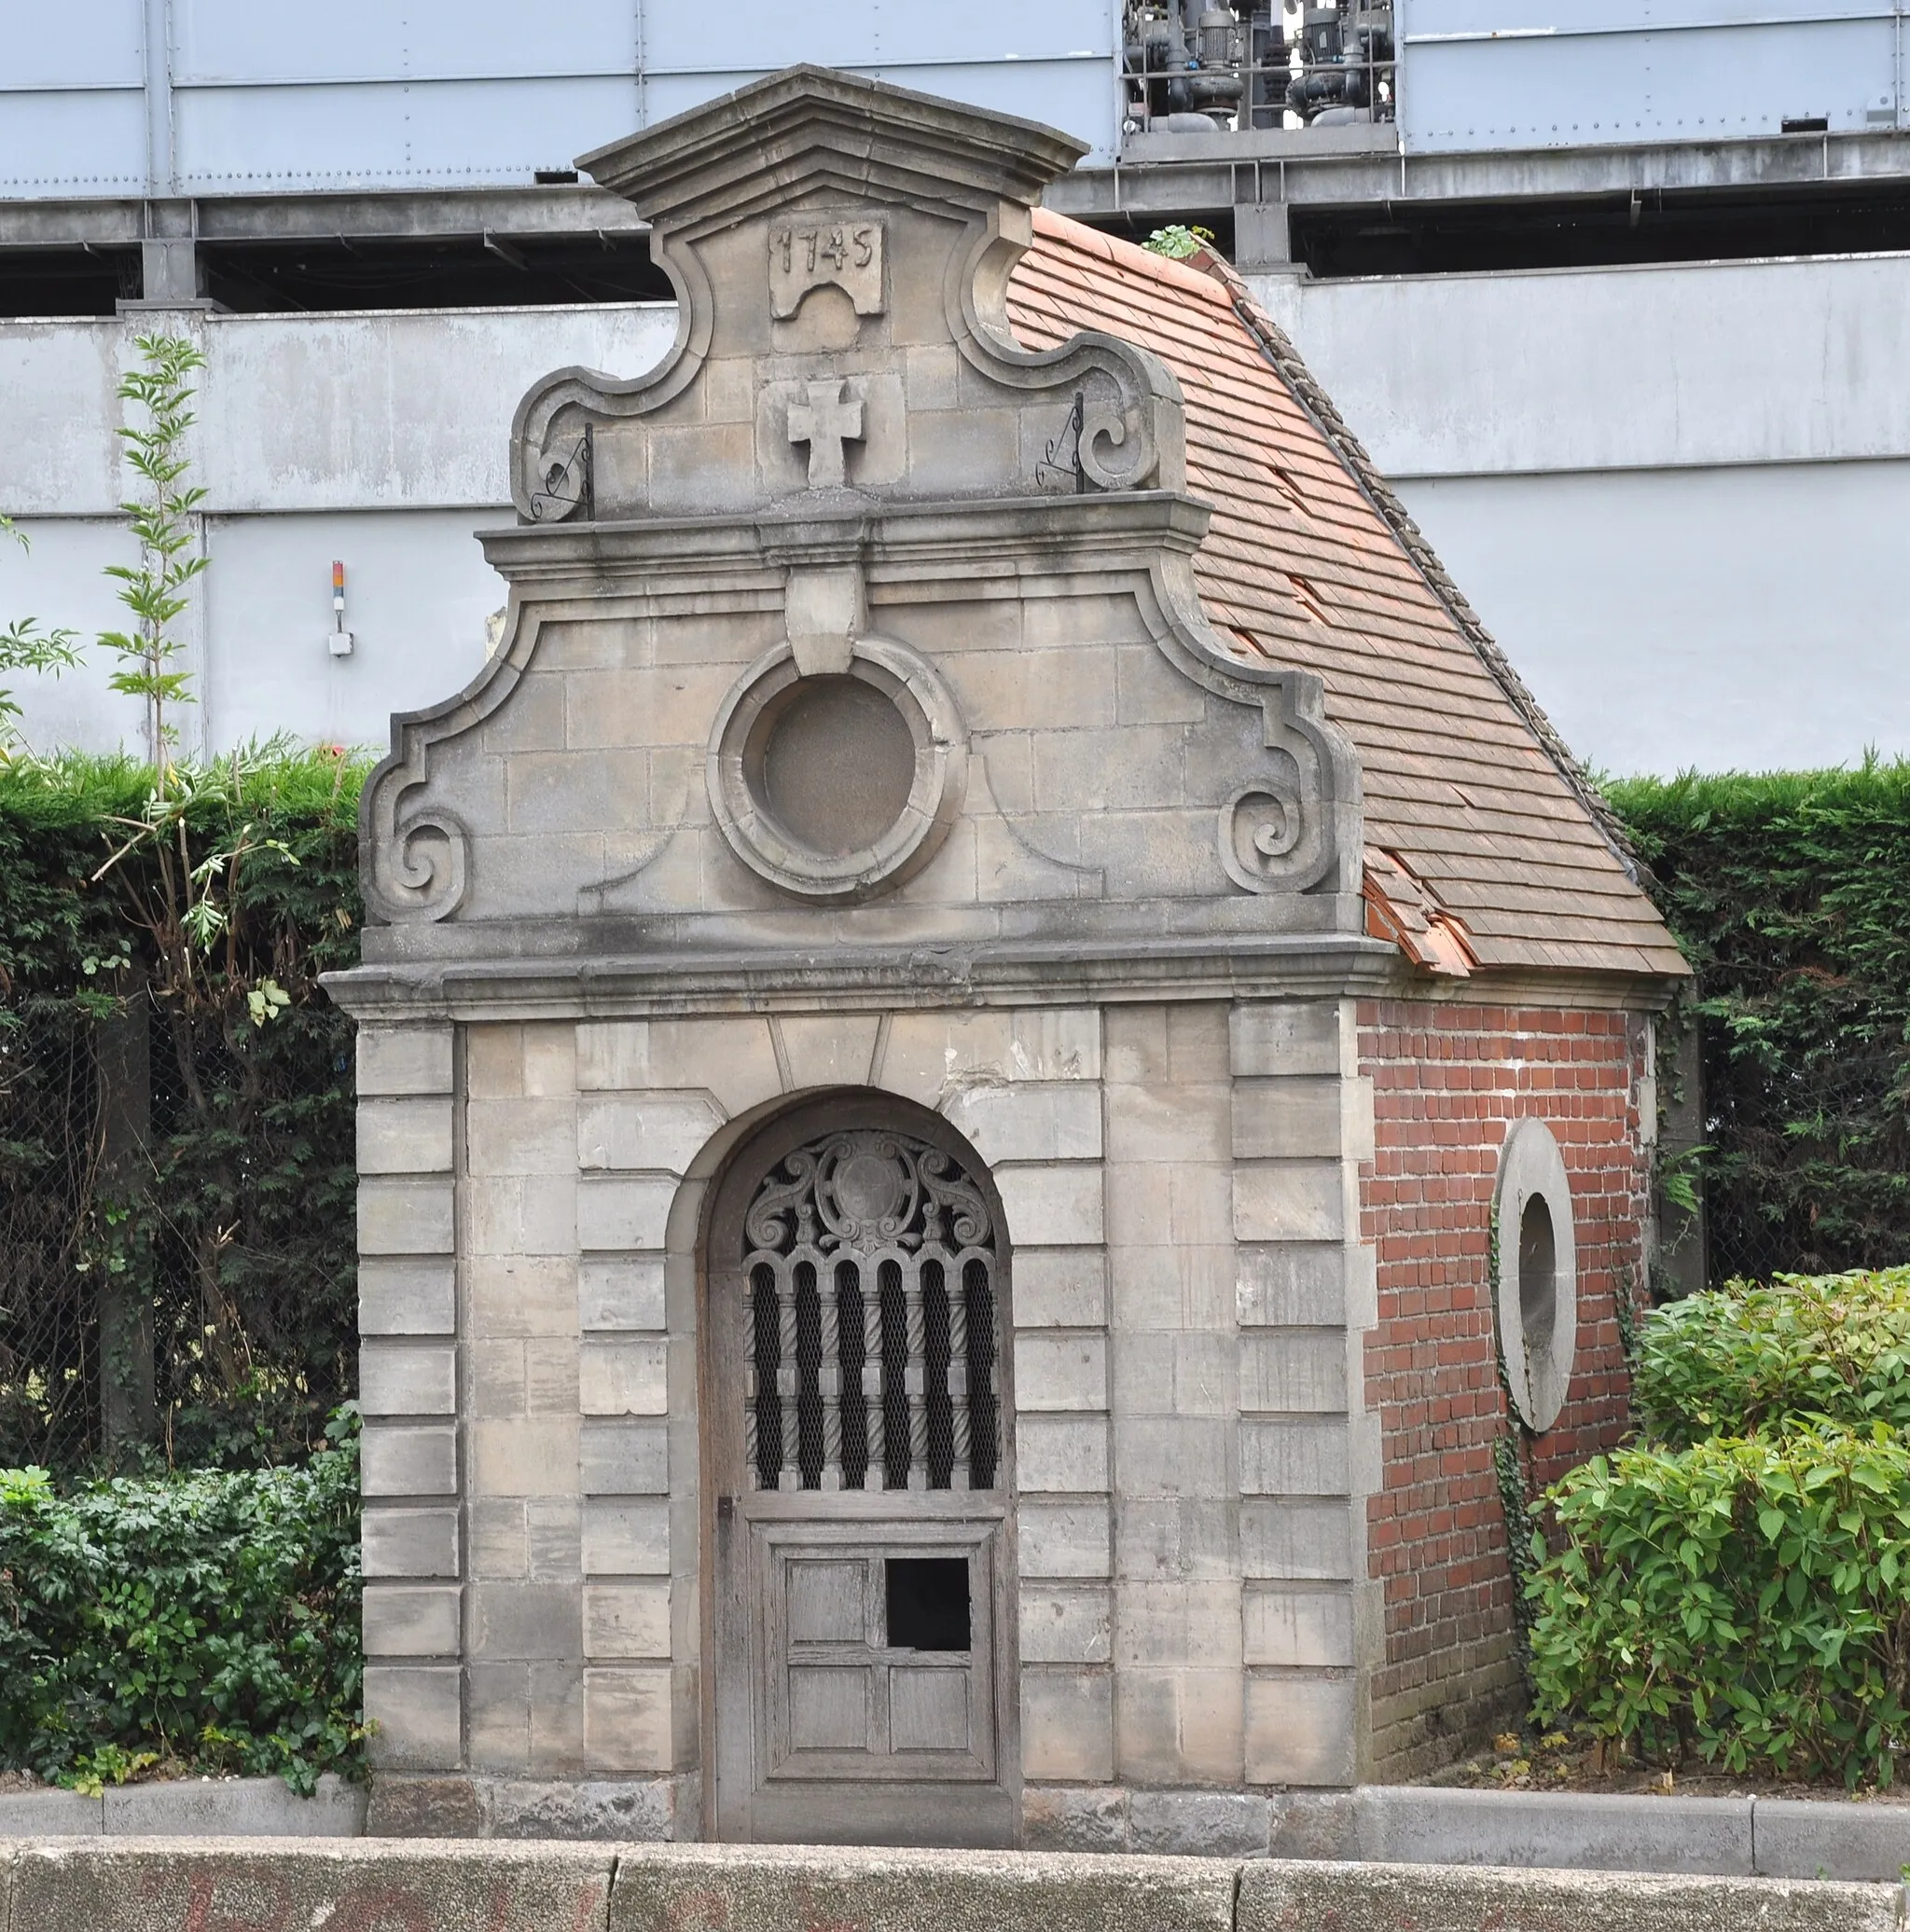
xmin=741 ymin=1129 xmax=1001 ymax=1494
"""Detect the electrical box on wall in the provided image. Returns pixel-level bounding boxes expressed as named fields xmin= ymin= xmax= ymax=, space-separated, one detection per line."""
xmin=328 ymin=559 xmax=353 ymax=656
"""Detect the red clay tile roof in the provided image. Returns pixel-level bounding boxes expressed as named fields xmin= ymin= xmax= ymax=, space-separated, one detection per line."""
xmin=1007 ymin=209 xmax=1687 ymax=983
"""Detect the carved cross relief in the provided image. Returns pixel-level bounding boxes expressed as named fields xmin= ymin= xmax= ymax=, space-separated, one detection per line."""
xmin=787 ymin=378 xmax=865 ymax=489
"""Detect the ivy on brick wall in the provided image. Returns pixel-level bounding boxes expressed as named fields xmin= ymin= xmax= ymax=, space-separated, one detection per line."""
xmin=0 ymin=750 xmax=365 ymax=1471
xmin=1607 ymin=762 xmax=1910 ymax=1286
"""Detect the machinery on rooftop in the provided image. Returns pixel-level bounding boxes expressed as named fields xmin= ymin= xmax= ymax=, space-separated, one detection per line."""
xmin=1121 ymin=1 xmax=1396 ymax=132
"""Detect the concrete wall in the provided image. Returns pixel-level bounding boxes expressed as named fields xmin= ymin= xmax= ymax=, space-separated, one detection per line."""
xmin=0 ymin=303 xmax=676 ymax=757
xmin=5 ymin=247 xmax=1906 ymax=776
xmin=1251 ymin=249 xmax=1910 ymax=777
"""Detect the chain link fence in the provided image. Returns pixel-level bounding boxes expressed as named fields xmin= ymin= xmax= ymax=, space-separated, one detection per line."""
xmin=0 ymin=981 xmax=357 ymax=1474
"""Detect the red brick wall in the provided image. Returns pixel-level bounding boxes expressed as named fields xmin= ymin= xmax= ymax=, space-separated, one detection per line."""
xmin=1358 ymin=998 xmax=1651 ymax=1779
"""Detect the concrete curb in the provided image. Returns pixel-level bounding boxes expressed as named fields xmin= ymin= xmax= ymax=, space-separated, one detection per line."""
xmin=3 ymin=1774 xmax=1906 ymax=1881
xmin=0 ymin=1773 xmax=365 ymax=1841
xmin=1354 ymin=1787 xmax=1757 ymax=1877
xmin=1349 ymin=1787 xmax=1910 ymax=1884
xmin=1241 ymin=1861 xmax=1908 ymax=1932
xmin=0 ymin=1842 xmax=1901 ymax=1932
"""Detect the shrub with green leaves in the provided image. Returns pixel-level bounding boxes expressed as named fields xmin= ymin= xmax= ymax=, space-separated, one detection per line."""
xmin=0 ymin=1411 xmax=363 ymax=1791
xmin=1637 ymin=1267 xmax=1910 ymax=1446
xmin=1527 ymin=1423 xmax=1910 ymax=1786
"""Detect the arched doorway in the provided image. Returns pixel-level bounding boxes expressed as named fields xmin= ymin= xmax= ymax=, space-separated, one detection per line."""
xmin=701 ymin=1093 xmax=1018 ymax=1845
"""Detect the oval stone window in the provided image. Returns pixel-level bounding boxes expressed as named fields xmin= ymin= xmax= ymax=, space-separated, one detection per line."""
xmin=1493 ymin=1117 xmax=1578 ymax=1433
xmin=755 ymin=674 xmax=917 ymax=858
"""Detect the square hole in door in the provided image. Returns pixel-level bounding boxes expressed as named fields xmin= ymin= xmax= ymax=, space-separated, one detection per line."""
xmin=885 ymin=1557 xmax=970 ymax=1651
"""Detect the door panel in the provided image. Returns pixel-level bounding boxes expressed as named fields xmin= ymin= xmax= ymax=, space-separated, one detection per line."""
xmin=705 ymin=1101 xmax=1017 ymax=1846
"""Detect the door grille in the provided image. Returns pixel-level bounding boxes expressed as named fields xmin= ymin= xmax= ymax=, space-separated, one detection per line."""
xmin=741 ymin=1129 xmax=1000 ymax=1492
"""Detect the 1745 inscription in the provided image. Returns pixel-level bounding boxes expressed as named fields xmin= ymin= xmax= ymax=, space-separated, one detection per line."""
xmin=769 ymin=214 xmax=885 ymax=318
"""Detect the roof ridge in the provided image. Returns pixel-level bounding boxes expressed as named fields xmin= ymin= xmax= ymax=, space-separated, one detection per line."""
xmin=1031 ymin=204 xmax=1232 ymax=309
xmin=1192 ymin=249 xmax=1644 ymax=885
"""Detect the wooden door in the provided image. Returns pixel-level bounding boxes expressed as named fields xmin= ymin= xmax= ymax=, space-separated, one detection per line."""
xmin=704 ymin=1100 xmax=1017 ymax=1846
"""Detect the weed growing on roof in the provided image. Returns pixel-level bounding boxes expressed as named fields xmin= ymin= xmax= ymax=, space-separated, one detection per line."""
xmin=1142 ymin=224 xmax=1216 ymax=259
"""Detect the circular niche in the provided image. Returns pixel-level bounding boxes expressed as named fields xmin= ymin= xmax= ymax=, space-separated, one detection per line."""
xmin=707 ymin=638 xmax=967 ymax=903
xmin=1493 ymin=1116 xmax=1579 ymax=1434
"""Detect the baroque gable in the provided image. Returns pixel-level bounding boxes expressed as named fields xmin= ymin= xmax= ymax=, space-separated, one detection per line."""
xmin=358 ymin=66 xmax=1363 ymax=966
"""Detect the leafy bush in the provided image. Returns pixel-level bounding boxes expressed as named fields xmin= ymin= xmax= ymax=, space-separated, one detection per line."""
xmin=0 ymin=1410 xmax=363 ymax=1791
xmin=0 ymin=746 xmax=365 ymax=1469
xmin=1606 ymin=763 xmax=1910 ymax=1285
xmin=1638 ymin=1267 xmax=1910 ymax=1446
xmin=1527 ymin=1423 xmax=1910 ymax=1786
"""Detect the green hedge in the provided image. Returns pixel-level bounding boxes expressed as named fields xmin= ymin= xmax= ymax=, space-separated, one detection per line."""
xmin=1528 ymin=1267 xmax=1910 ymax=1785
xmin=0 ymin=750 xmax=364 ymax=1470
xmin=0 ymin=1412 xmax=363 ymax=1790
xmin=1606 ymin=764 xmax=1910 ymax=1285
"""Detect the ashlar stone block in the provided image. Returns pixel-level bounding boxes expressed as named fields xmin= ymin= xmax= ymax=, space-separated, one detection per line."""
xmin=361 ymin=1423 xmax=458 ymax=1497
xmin=577 ymin=1093 xmax=724 ymax=1174
xmin=1019 ymin=1498 xmax=1113 ymax=1579
xmin=1243 ymin=1583 xmax=1356 ymax=1668
xmin=1019 ymin=1583 xmax=1113 ymax=1664
xmin=1020 ymin=1668 xmax=1114 ymax=1782
xmin=584 ymin=1666 xmax=675 ymax=1773
xmin=359 ymin=1177 xmax=454 ymax=1257
xmin=1241 ymin=1498 xmax=1355 ymax=1581
xmin=1237 ymin=1243 xmax=1349 ymax=1327
xmin=1230 ymin=1001 xmax=1343 ymax=1079
xmin=993 ymin=1163 xmax=1104 ymax=1247
xmin=359 ymin=1258 xmax=456 ymax=1336
xmin=1245 ymin=1672 xmax=1357 ymax=1785
xmin=1239 ymin=1418 xmax=1351 ymax=1497
xmin=470 ymin=1418 xmax=580 ymax=1499
xmin=942 ymin=1081 xmax=1100 ymax=1165
xmin=357 ymin=1095 xmax=454 ymax=1175
xmin=1232 ymin=1078 xmax=1348 ymax=1161
xmin=361 ymin=1504 xmax=460 ymax=1579
xmin=645 ymin=1018 xmax=781 ymax=1116
xmin=470 ymin=1581 xmax=585 ymax=1661
xmin=363 ymin=1583 xmax=462 ymax=1658
xmin=583 ymin=1580 xmax=672 ymax=1660
xmin=1013 ymin=1332 xmax=1108 ymax=1412
xmin=776 ymin=1014 xmax=882 ymax=1090
xmin=469 ymin=1254 xmax=579 ymax=1340
xmin=576 ymin=1174 xmax=675 ymax=1252
xmin=580 ymin=1419 xmax=669 ymax=1496
xmin=1013 ymin=1248 xmax=1109 ymax=1328
xmin=1017 ymin=1414 xmax=1110 ymax=1494
xmin=579 ymin=1337 xmax=669 ymax=1416
xmin=1117 ymin=1663 xmax=1244 ymax=1786
xmin=359 ymin=1341 xmax=457 ymax=1416
xmin=466 ymin=1097 xmax=578 ymax=1178
xmin=1234 ymin=1162 xmax=1346 ymax=1244
xmin=1239 ymin=1330 xmax=1349 ymax=1413
xmin=364 ymin=1665 xmax=463 ymax=1769
xmin=579 ymin=1256 xmax=667 ymax=1332
xmin=356 ymin=1025 xmax=453 ymax=1097
xmin=582 ymin=1497 xmax=671 ymax=1577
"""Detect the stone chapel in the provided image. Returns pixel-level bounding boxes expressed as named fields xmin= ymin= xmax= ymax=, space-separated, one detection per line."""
xmin=325 ymin=66 xmax=1688 ymax=1850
